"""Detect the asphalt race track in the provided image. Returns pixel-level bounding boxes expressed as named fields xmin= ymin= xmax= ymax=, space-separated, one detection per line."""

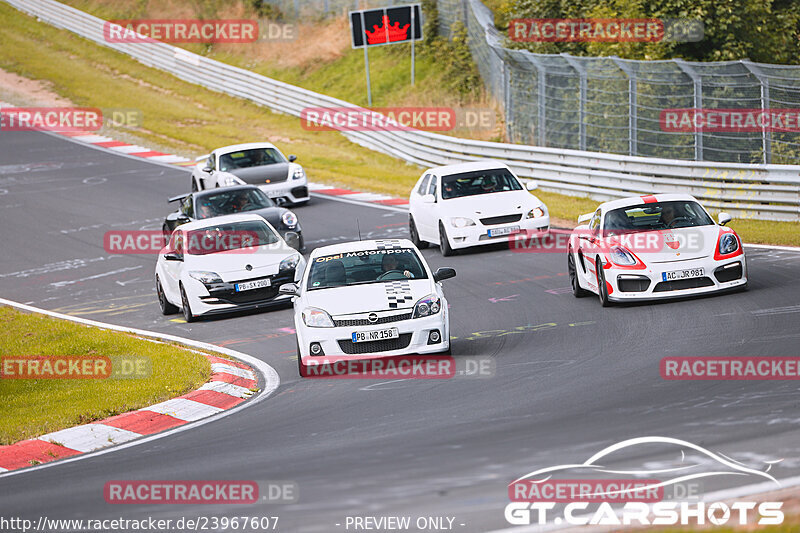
xmin=2 ymin=130 xmax=800 ymax=532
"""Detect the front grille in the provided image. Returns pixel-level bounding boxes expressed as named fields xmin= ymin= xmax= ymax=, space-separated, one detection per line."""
xmin=202 ymin=271 xmax=295 ymax=305
xmin=334 ymin=313 xmax=413 ymax=327
xmin=617 ymin=276 xmax=650 ymax=292
xmin=337 ymin=333 xmax=413 ymax=354
xmin=480 ymin=214 xmax=522 ymax=226
xmin=653 ymin=277 xmax=715 ymax=292
xmin=291 ymin=186 xmax=309 ymax=198
xmin=714 ymin=262 xmax=743 ymax=283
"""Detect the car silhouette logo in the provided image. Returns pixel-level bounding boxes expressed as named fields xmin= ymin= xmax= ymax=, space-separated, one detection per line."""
xmin=510 ymin=436 xmax=782 ymax=500
xmin=368 ymin=313 xmax=379 ymax=323
xmin=245 ymin=264 xmax=253 ymax=271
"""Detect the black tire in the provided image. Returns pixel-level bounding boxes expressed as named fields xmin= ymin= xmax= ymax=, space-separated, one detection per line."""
xmin=162 ymin=224 xmax=171 ymax=241
xmin=409 ymin=216 xmax=428 ymax=249
xmin=595 ymin=258 xmax=611 ymax=307
xmin=156 ymin=275 xmax=179 ymax=315
xmin=568 ymin=247 xmax=589 ymax=298
xmin=296 ymin=340 xmax=308 ymax=378
xmin=180 ymin=283 xmax=197 ymax=322
xmin=439 ymin=222 xmax=455 ymax=257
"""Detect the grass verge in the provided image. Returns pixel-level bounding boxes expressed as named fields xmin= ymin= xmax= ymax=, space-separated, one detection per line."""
xmin=0 ymin=306 xmax=211 ymax=445
xmin=1 ymin=3 xmax=797 ymax=246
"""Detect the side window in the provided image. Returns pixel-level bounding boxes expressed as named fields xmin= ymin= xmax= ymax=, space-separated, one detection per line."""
xmin=180 ymin=196 xmax=194 ymax=218
xmin=428 ymin=176 xmax=437 ymax=200
xmin=589 ymin=209 xmax=601 ymax=232
xmin=417 ymin=174 xmax=430 ymax=195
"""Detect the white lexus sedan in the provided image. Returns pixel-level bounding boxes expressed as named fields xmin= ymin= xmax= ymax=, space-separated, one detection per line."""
xmin=155 ymin=213 xmax=306 ymax=322
xmin=568 ymin=193 xmax=747 ymax=306
xmin=278 ymin=239 xmax=456 ymax=377
xmin=408 ymin=161 xmax=549 ymax=256
xmin=191 ymin=142 xmax=310 ymax=206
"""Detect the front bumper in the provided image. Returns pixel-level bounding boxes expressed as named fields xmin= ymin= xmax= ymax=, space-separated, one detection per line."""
xmin=187 ymin=269 xmax=297 ymax=316
xmin=296 ymin=312 xmax=448 ymax=361
xmin=605 ymin=256 xmax=747 ymax=302
xmin=258 ymin=180 xmax=309 ymax=205
xmin=447 ymin=216 xmax=550 ymax=249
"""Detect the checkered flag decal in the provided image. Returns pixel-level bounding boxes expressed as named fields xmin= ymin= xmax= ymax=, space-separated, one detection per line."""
xmin=385 ymin=280 xmax=413 ymax=309
xmin=375 ymin=240 xmax=404 ymax=250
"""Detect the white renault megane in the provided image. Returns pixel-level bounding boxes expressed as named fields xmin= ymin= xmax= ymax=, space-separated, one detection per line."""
xmin=155 ymin=213 xmax=305 ymax=322
xmin=278 ymin=239 xmax=456 ymax=377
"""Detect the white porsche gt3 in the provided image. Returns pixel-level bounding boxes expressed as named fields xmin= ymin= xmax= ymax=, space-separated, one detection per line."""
xmin=191 ymin=142 xmax=310 ymax=205
xmin=277 ymin=239 xmax=456 ymax=377
xmin=567 ymin=193 xmax=747 ymax=306
xmin=408 ymin=161 xmax=549 ymax=256
xmin=155 ymin=213 xmax=305 ymax=322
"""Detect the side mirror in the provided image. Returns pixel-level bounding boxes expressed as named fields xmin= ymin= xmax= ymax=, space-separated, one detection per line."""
xmin=284 ymin=231 xmax=301 ymax=250
xmin=288 ymin=155 xmax=297 ymax=162
xmin=202 ymin=166 xmax=213 ymax=173
xmin=526 ymin=181 xmax=538 ymax=191
xmin=421 ymin=194 xmax=436 ymax=204
xmin=718 ymin=212 xmax=732 ymax=226
xmin=433 ymin=267 xmax=456 ymax=282
xmin=164 ymin=251 xmax=183 ymax=262
xmin=279 ymin=283 xmax=298 ymax=296
xmin=577 ymin=213 xmax=593 ymax=224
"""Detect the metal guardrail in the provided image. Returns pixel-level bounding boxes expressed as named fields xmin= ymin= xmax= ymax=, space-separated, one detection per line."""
xmin=5 ymin=0 xmax=800 ymax=221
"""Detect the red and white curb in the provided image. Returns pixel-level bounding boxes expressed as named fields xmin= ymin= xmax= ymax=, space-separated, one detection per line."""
xmin=0 ymin=298 xmax=279 ymax=476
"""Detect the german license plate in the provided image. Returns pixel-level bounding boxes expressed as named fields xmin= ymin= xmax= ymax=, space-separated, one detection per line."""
xmin=488 ymin=225 xmax=520 ymax=237
xmin=235 ymin=278 xmax=270 ymax=292
xmin=662 ymin=268 xmax=704 ymax=282
xmin=352 ymin=327 xmax=399 ymax=343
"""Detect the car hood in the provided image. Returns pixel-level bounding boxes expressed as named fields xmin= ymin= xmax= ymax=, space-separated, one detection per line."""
xmin=303 ymin=279 xmax=433 ymax=315
xmin=612 ymin=225 xmax=721 ymax=263
xmin=439 ymin=190 xmax=542 ymax=218
xmin=228 ymin=164 xmax=290 ymax=184
xmin=184 ymin=245 xmax=295 ymax=281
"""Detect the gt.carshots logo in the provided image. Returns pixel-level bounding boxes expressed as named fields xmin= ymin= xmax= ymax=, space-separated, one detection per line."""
xmin=504 ymin=437 xmax=784 ymax=526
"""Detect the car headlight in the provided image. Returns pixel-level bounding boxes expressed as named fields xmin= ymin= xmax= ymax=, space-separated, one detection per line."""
xmin=450 ymin=217 xmax=476 ymax=228
xmin=302 ymin=307 xmax=334 ymax=327
xmin=281 ymin=211 xmax=298 ymax=228
xmin=280 ymin=252 xmax=301 ymax=272
xmin=222 ymin=175 xmax=239 ymax=186
xmin=719 ymin=233 xmax=739 ymax=255
xmin=412 ymin=294 xmax=441 ymax=319
xmin=188 ymin=271 xmax=223 ymax=284
xmin=292 ymin=166 xmax=305 ymax=180
xmin=609 ymin=246 xmax=636 ymax=266
xmin=527 ymin=207 xmax=546 ymax=219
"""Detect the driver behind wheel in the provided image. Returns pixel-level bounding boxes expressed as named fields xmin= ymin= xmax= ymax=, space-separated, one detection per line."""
xmin=381 ymin=254 xmax=413 ymax=279
xmin=660 ymin=204 xmax=678 ymax=227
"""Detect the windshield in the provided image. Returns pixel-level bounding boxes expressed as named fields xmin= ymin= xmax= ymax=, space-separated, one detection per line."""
xmin=195 ymin=189 xmax=274 ymax=219
xmin=603 ymin=201 xmax=714 ymax=233
xmin=183 ymin=220 xmax=279 ymax=256
xmin=218 ymin=148 xmax=286 ymax=171
xmin=441 ymin=168 xmax=523 ymax=200
xmin=307 ymin=248 xmax=427 ymax=290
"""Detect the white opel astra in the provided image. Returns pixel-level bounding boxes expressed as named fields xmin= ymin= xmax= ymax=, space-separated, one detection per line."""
xmin=408 ymin=161 xmax=549 ymax=255
xmin=278 ymin=239 xmax=456 ymax=377
xmin=155 ymin=213 xmax=306 ymax=322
